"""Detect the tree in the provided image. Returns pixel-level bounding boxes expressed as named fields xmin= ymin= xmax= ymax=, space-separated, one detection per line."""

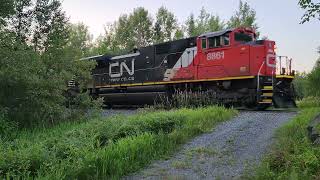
xmin=293 ymin=72 xmax=308 ymax=99
xmin=153 ymin=6 xmax=177 ymax=43
xmin=0 ymin=0 xmax=14 ymax=27
xmin=186 ymin=13 xmax=197 ymax=37
xmin=186 ymin=8 xmax=224 ymax=37
xmin=299 ymin=0 xmax=320 ymax=23
xmin=208 ymin=15 xmax=224 ymax=32
xmin=306 ymin=47 xmax=320 ymax=97
xmin=66 ymin=23 xmax=93 ymax=59
xmin=173 ymin=27 xmax=184 ymax=40
xmin=0 ymin=0 xmax=98 ymax=129
xmin=32 ymin=0 xmax=70 ymax=52
xmin=227 ymin=0 xmax=258 ymax=33
xmin=10 ymin=0 xmax=33 ymax=43
xmin=129 ymin=7 xmax=153 ymax=48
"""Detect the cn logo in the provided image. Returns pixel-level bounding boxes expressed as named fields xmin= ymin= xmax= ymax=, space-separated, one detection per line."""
xmin=109 ymin=60 xmax=135 ymax=78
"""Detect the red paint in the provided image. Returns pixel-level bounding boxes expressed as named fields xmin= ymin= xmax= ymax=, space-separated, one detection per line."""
xmin=172 ymin=27 xmax=276 ymax=81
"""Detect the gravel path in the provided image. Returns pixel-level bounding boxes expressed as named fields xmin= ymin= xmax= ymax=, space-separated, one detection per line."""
xmin=125 ymin=111 xmax=296 ymax=180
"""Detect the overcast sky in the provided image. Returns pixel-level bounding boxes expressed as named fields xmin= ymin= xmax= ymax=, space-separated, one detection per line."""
xmin=61 ymin=0 xmax=320 ymax=72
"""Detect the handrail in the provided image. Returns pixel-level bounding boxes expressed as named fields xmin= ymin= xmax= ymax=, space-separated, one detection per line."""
xmin=257 ymin=61 xmax=265 ymax=92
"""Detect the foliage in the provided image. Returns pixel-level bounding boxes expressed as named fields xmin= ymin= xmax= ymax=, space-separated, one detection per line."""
xmin=66 ymin=23 xmax=93 ymax=59
xmin=186 ymin=8 xmax=224 ymax=37
xmin=299 ymin=0 xmax=320 ymax=23
xmin=153 ymin=6 xmax=177 ymax=43
xmin=0 ymin=0 xmax=99 ymax=130
xmin=94 ymin=4 xmax=260 ymax=55
xmin=227 ymin=0 xmax=259 ymax=35
xmin=0 ymin=106 xmax=236 ymax=179
xmin=293 ymin=72 xmax=308 ymax=99
xmin=0 ymin=0 xmax=14 ymax=23
xmin=253 ymin=107 xmax=320 ymax=179
xmin=307 ymin=58 xmax=320 ymax=97
xmin=298 ymin=97 xmax=320 ymax=108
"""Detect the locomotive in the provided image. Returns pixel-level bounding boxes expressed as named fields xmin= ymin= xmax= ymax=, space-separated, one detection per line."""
xmin=70 ymin=27 xmax=296 ymax=109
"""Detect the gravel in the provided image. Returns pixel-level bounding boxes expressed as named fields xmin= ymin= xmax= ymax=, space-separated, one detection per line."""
xmin=125 ymin=111 xmax=296 ymax=180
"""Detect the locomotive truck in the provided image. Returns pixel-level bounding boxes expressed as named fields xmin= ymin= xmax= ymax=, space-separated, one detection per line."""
xmin=69 ymin=27 xmax=296 ymax=109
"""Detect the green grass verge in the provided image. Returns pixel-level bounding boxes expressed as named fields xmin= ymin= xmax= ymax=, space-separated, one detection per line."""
xmin=0 ymin=106 xmax=236 ymax=179
xmin=252 ymin=107 xmax=320 ymax=180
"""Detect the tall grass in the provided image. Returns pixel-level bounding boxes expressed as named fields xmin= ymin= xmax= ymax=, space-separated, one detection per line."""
xmin=252 ymin=107 xmax=320 ymax=179
xmin=297 ymin=96 xmax=320 ymax=109
xmin=155 ymin=90 xmax=218 ymax=109
xmin=0 ymin=106 xmax=236 ymax=179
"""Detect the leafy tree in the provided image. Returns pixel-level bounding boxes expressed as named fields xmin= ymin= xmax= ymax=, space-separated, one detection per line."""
xmin=153 ymin=6 xmax=177 ymax=43
xmin=173 ymin=27 xmax=184 ymax=40
xmin=306 ymin=48 xmax=320 ymax=97
xmin=0 ymin=0 xmax=14 ymax=26
xmin=10 ymin=0 xmax=33 ymax=43
xmin=186 ymin=8 xmax=224 ymax=37
xmin=66 ymin=23 xmax=93 ymax=59
xmin=227 ymin=0 xmax=258 ymax=33
xmin=96 ymin=7 xmax=153 ymax=52
xmin=0 ymin=0 xmax=98 ymax=129
xmin=129 ymin=7 xmax=153 ymax=48
xmin=113 ymin=14 xmax=133 ymax=50
xmin=299 ymin=0 xmax=320 ymax=23
xmin=293 ymin=72 xmax=308 ymax=99
xmin=208 ymin=15 xmax=224 ymax=32
xmin=32 ymin=0 xmax=70 ymax=52
xmin=186 ymin=13 xmax=197 ymax=37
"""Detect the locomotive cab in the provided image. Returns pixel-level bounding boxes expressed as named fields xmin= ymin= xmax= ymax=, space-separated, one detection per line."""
xmin=195 ymin=27 xmax=278 ymax=108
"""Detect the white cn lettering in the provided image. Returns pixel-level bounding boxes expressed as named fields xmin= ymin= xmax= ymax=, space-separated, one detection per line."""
xmin=207 ymin=51 xmax=225 ymax=61
xmin=109 ymin=60 xmax=135 ymax=78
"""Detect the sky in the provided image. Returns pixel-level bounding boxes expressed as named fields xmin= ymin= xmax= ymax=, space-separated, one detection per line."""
xmin=61 ymin=0 xmax=320 ymax=72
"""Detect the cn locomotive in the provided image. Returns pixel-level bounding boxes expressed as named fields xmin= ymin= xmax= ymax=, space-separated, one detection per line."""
xmin=70 ymin=27 xmax=296 ymax=109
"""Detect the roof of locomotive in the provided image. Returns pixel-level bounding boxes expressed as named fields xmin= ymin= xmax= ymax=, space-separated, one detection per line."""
xmin=199 ymin=28 xmax=235 ymax=38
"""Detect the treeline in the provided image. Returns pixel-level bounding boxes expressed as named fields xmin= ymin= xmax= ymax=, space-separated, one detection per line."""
xmin=0 ymin=0 xmax=257 ymax=132
xmin=294 ymin=47 xmax=320 ymax=99
xmin=90 ymin=1 xmax=258 ymax=55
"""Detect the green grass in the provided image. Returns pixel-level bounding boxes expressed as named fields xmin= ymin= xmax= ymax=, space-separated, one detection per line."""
xmin=297 ymin=96 xmax=320 ymax=109
xmin=0 ymin=106 xmax=236 ymax=179
xmin=252 ymin=106 xmax=320 ymax=180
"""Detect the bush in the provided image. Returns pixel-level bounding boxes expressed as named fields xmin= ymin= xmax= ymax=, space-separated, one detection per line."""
xmin=307 ymin=61 xmax=320 ymax=97
xmin=293 ymin=72 xmax=308 ymax=99
xmin=0 ymin=106 xmax=236 ymax=179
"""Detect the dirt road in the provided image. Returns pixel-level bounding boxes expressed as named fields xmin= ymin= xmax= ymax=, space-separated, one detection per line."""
xmin=126 ymin=111 xmax=296 ymax=180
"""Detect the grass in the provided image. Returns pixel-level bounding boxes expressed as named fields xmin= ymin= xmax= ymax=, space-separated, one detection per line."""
xmin=0 ymin=106 xmax=236 ymax=179
xmin=252 ymin=99 xmax=320 ymax=179
xmin=189 ymin=147 xmax=218 ymax=157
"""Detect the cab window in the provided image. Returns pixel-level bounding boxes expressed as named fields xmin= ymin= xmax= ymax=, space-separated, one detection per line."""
xmin=223 ymin=33 xmax=230 ymax=46
xmin=208 ymin=34 xmax=230 ymax=48
xmin=201 ymin=38 xmax=207 ymax=49
xmin=235 ymin=32 xmax=253 ymax=42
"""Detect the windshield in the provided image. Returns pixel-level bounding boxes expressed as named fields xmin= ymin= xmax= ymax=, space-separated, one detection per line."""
xmin=235 ymin=32 xmax=253 ymax=43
